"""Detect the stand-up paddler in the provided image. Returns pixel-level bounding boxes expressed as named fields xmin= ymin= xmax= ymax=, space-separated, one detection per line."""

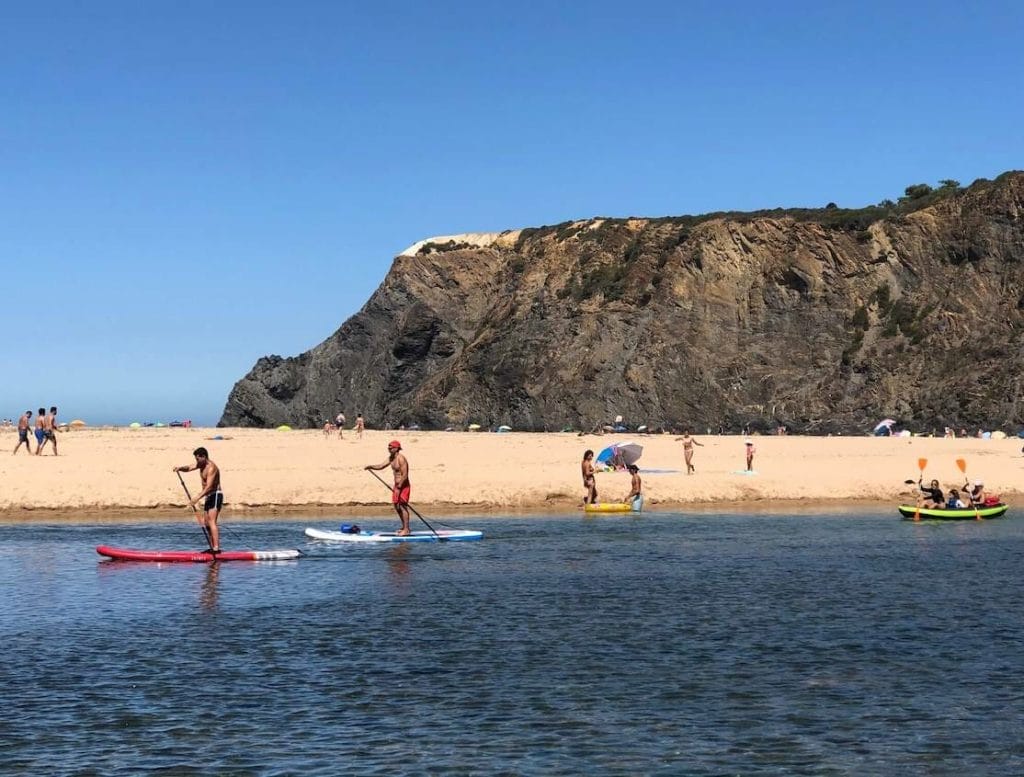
xmin=174 ymin=447 xmax=224 ymax=554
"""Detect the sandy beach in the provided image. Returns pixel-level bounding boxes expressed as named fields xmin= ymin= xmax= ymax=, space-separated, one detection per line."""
xmin=2 ymin=426 xmax=1022 ymax=521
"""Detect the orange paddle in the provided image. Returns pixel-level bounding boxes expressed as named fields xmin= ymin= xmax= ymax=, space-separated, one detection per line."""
xmin=914 ymin=458 xmax=927 ymax=521
xmin=956 ymin=457 xmax=982 ymax=520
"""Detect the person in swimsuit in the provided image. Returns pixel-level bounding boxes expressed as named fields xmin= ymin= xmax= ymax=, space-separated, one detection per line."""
xmin=355 ymin=413 xmax=365 ymax=439
xmin=581 ymin=449 xmax=597 ymax=505
xmin=623 ymin=464 xmax=643 ymax=511
xmin=336 ymin=413 xmax=345 ymax=439
xmin=674 ymin=431 xmax=703 ymax=474
xmin=965 ymin=480 xmax=985 ymax=507
xmin=174 ymin=446 xmax=224 ymax=554
xmin=366 ymin=440 xmax=411 ymax=535
xmin=744 ymin=438 xmax=756 ymax=472
xmin=917 ymin=478 xmax=944 ymax=509
xmin=12 ymin=410 xmax=33 ymax=455
xmin=43 ymin=406 xmax=59 ymax=455
xmin=33 ymin=408 xmax=46 ymax=454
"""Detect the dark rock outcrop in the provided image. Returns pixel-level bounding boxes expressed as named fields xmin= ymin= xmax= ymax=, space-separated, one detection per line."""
xmin=220 ymin=172 xmax=1024 ymax=433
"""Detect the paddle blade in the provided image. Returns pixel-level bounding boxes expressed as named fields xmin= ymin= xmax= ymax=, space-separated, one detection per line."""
xmin=956 ymin=457 xmax=967 ymax=474
xmin=918 ymin=457 xmax=928 ymax=472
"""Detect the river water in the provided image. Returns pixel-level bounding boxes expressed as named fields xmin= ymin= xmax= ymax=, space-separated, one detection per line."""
xmin=2 ymin=512 xmax=1023 ymax=775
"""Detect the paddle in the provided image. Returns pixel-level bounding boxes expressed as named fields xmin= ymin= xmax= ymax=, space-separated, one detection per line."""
xmin=956 ymin=457 xmax=982 ymax=520
xmin=366 ymin=469 xmax=446 ymax=541
xmin=176 ymin=470 xmax=214 ymax=549
xmin=914 ymin=457 xmax=927 ymax=522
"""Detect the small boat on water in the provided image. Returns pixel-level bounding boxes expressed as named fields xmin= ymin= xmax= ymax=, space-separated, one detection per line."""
xmin=897 ymin=504 xmax=1008 ymax=521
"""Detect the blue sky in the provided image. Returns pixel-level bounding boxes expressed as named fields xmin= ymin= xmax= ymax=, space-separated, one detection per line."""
xmin=1 ymin=1 xmax=1021 ymax=424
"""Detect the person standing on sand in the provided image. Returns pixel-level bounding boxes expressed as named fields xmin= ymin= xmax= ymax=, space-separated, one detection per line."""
xmin=336 ymin=413 xmax=345 ymax=439
xmin=581 ymin=449 xmax=598 ymax=505
xmin=675 ymin=431 xmax=703 ymax=474
xmin=623 ymin=464 xmax=643 ymax=511
xmin=174 ymin=447 xmax=224 ymax=554
xmin=355 ymin=413 xmax=365 ymax=439
xmin=13 ymin=410 xmax=33 ymax=455
xmin=366 ymin=440 xmax=411 ymax=536
xmin=744 ymin=438 xmax=756 ymax=472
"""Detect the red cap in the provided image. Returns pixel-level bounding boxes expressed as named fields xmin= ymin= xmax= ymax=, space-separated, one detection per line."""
xmin=388 ymin=440 xmax=401 ymax=450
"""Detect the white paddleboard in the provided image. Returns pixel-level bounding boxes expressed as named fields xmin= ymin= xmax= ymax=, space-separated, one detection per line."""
xmin=305 ymin=527 xmax=483 ymax=543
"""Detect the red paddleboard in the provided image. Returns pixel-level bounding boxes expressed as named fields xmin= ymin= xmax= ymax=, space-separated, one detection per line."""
xmin=96 ymin=546 xmax=301 ymax=563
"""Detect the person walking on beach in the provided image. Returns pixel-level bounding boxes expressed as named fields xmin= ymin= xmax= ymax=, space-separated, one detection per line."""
xmin=32 ymin=408 xmax=46 ymax=454
xmin=744 ymin=438 xmax=755 ymax=472
xmin=675 ymin=431 xmax=703 ymax=474
xmin=174 ymin=447 xmax=224 ymax=554
xmin=336 ymin=413 xmax=345 ymax=439
xmin=582 ymin=449 xmax=598 ymax=505
xmin=37 ymin=406 xmax=60 ymax=455
xmin=355 ymin=413 xmax=365 ymax=439
xmin=365 ymin=440 xmax=411 ymax=536
xmin=12 ymin=410 xmax=33 ymax=455
xmin=623 ymin=464 xmax=643 ymax=511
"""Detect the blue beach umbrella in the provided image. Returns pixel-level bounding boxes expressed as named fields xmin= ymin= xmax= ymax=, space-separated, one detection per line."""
xmin=596 ymin=442 xmax=643 ymax=467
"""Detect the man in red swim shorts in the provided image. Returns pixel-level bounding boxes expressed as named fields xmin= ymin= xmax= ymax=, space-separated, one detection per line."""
xmin=366 ymin=440 xmax=411 ymax=536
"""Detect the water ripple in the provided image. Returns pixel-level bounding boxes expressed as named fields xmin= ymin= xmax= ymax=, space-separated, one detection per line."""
xmin=2 ymin=513 xmax=1024 ymax=774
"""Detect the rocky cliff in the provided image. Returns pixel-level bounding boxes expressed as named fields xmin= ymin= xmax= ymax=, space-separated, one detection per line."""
xmin=220 ymin=172 xmax=1024 ymax=433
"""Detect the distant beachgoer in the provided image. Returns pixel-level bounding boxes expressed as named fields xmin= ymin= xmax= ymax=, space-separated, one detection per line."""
xmin=365 ymin=440 xmax=410 ymax=536
xmin=33 ymin=408 xmax=46 ymax=454
xmin=355 ymin=414 xmax=365 ymax=439
xmin=744 ymin=438 xmax=755 ymax=472
xmin=323 ymin=421 xmax=334 ymax=437
xmin=174 ymin=447 xmax=223 ymax=554
xmin=336 ymin=413 xmax=345 ymax=439
xmin=45 ymin=406 xmax=59 ymax=455
xmin=624 ymin=464 xmax=643 ymax=511
xmin=675 ymin=431 xmax=703 ymax=474
xmin=581 ymin=449 xmax=597 ymax=505
xmin=12 ymin=410 xmax=33 ymax=455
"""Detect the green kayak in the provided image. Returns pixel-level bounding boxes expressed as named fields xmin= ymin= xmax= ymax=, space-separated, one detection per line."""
xmin=898 ymin=504 xmax=1008 ymax=520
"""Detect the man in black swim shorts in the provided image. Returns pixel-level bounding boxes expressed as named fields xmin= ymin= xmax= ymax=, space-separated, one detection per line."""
xmin=174 ymin=447 xmax=224 ymax=554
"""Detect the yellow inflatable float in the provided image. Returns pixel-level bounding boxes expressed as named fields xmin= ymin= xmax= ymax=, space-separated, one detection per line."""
xmin=584 ymin=498 xmax=643 ymax=514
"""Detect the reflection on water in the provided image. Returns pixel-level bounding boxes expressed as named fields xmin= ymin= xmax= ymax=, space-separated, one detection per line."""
xmin=385 ymin=543 xmax=412 ymax=587
xmin=199 ymin=562 xmax=220 ymax=612
xmin=4 ymin=514 xmax=1024 ymax=775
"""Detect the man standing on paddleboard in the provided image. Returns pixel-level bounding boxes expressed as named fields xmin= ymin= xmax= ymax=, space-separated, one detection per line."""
xmin=174 ymin=447 xmax=223 ymax=554
xmin=366 ymin=440 xmax=411 ymax=536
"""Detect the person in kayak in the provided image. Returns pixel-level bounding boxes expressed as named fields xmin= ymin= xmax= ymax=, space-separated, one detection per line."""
xmin=174 ymin=447 xmax=223 ymax=554
xmin=965 ymin=480 xmax=985 ymax=507
xmin=623 ymin=464 xmax=643 ymax=511
xmin=581 ymin=449 xmax=598 ymax=505
xmin=945 ymin=489 xmax=965 ymax=509
xmin=366 ymin=440 xmax=410 ymax=536
xmin=917 ymin=478 xmax=944 ymax=509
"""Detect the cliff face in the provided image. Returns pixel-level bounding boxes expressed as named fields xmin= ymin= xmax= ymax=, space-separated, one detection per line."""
xmin=220 ymin=172 xmax=1024 ymax=433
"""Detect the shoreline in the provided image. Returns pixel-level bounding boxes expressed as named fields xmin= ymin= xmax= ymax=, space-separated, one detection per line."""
xmin=1 ymin=495 xmax=1016 ymax=524
xmin=1 ymin=427 xmax=1019 ymax=523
